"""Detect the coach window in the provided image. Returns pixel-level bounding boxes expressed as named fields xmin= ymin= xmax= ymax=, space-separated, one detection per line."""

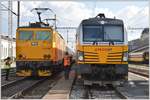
xmin=36 ymin=31 xmax=50 ymax=40
xmin=19 ymin=31 xmax=33 ymax=40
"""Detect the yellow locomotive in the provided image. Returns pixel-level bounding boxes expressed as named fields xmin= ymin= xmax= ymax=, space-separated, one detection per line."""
xmin=76 ymin=14 xmax=128 ymax=82
xmin=16 ymin=22 xmax=66 ymax=76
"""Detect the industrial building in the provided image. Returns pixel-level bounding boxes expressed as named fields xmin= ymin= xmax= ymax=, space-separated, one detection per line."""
xmin=128 ymin=28 xmax=149 ymax=52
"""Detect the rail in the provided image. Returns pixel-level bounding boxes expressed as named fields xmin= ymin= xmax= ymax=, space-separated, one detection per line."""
xmin=129 ymin=68 xmax=149 ymax=78
xmin=10 ymin=72 xmax=62 ymax=99
xmin=70 ymin=78 xmax=128 ymax=99
xmin=9 ymin=78 xmax=48 ymax=99
xmin=1 ymin=77 xmax=44 ymax=99
xmin=82 ymin=84 xmax=127 ymax=99
xmin=113 ymin=85 xmax=128 ymax=99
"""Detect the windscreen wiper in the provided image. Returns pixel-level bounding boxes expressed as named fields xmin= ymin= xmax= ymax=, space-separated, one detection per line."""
xmin=93 ymin=27 xmax=101 ymax=45
xmin=93 ymin=38 xmax=98 ymax=45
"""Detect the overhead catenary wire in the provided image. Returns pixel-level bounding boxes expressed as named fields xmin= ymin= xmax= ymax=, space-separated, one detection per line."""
xmin=127 ymin=7 xmax=147 ymax=27
xmin=0 ymin=2 xmax=18 ymax=16
xmin=128 ymin=7 xmax=145 ymax=21
xmin=126 ymin=7 xmax=148 ymax=32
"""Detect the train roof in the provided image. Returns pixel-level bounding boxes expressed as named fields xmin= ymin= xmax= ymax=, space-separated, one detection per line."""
xmin=17 ymin=23 xmax=64 ymax=40
xmin=18 ymin=22 xmax=52 ymax=28
xmin=81 ymin=13 xmax=123 ymax=26
xmin=82 ymin=18 xmax=123 ymax=25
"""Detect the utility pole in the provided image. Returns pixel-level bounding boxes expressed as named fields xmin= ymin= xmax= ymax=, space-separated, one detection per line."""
xmin=66 ymin=29 xmax=69 ymax=52
xmin=17 ymin=1 xmax=20 ymax=27
xmin=0 ymin=2 xmax=2 ymax=59
xmin=0 ymin=3 xmax=1 ymax=35
xmin=54 ymin=14 xmax=56 ymax=30
xmin=67 ymin=29 xmax=68 ymax=44
xmin=8 ymin=0 xmax=13 ymax=57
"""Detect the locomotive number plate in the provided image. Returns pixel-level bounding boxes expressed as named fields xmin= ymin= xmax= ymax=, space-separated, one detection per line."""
xmin=95 ymin=48 xmax=112 ymax=51
xmin=31 ymin=42 xmax=38 ymax=46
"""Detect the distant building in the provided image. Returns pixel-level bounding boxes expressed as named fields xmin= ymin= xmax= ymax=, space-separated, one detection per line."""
xmin=141 ymin=28 xmax=149 ymax=40
xmin=128 ymin=28 xmax=149 ymax=52
xmin=0 ymin=35 xmax=16 ymax=60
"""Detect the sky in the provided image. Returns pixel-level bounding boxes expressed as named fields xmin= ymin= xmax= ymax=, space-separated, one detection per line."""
xmin=0 ymin=0 xmax=149 ymax=51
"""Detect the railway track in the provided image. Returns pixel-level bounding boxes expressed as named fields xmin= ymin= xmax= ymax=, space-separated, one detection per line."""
xmin=14 ymin=73 xmax=62 ymax=99
xmin=1 ymin=71 xmax=63 ymax=99
xmin=82 ymin=84 xmax=127 ymax=99
xmin=1 ymin=77 xmax=27 ymax=87
xmin=129 ymin=69 xmax=149 ymax=78
xmin=70 ymin=79 xmax=127 ymax=99
xmin=1 ymin=77 xmax=46 ymax=99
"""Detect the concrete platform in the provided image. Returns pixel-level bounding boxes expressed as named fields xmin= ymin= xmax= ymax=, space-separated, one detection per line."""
xmin=117 ymin=80 xmax=149 ymax=99
xmin=42 ymin=70 xmax=76 ymax=99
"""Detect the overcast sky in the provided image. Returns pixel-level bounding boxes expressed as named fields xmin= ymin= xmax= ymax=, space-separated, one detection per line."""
xmin=0 ymin=0 xmax=149 ymax=50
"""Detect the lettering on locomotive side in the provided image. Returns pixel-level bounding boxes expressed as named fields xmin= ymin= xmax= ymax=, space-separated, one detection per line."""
xmin=95 ymin=48 xmax=112 ymax=51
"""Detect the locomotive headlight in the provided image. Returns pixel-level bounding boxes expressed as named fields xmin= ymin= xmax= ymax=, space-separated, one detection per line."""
xmin=43 ymin=54 xmax=51 ymax=59
xmin=123 ymin=52 xmax=128 ymax=61
xmin=78 ymin=51 xmax=84 ymax=61
xmin=53 ymin=42 xmax=56 ymax=48
xmin=47 ymin=54 xmax=51 ymax=59
xmin=18 ymin=54 xmax=23 ymax=58
xmin=79 ymin=56 xmax=83 ymax=61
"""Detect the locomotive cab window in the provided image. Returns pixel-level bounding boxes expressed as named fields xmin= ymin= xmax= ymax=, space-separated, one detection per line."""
xmin=83 ymin=25 xmax=103 ymax=42
xmin=19 ymin=31 xmax=33 ymax=40
xmin=36 ymin=31 xmax=51 ymax=40
xmin=104 ymin=25 xmax=123 ymax=42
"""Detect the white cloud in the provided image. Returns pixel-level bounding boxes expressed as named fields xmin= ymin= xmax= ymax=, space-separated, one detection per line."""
xmin=141 ymin=6 xmax=148 ymax=16
xmin=116 ymin=5 xmax=140 ymax=19
xmin=114 ymin=5 xmax=148 ymax=41
xmin=47 ymin=1 xmax=92 ymax=26
xmin=1 ymin=1 xmax=148 ymax=42
xmin=116 ymin=5 xmax=148 ymax=27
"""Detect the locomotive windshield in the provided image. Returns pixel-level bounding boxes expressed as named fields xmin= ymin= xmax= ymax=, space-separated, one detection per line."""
xmin=104 ymin=25 xmax=123 ymax=42
xmin=83 ymin=25 xmax=124 ymax=42
xmin=19 ymin=31 xmax=33 ymax=40
xmin=36 ymin=31 xmax=51 ymax=40
xmin=83 ymin=26 xmax=103 ymax=42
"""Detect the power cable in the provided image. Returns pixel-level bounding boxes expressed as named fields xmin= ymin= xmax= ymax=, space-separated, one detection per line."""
xmin=0 ymin=2 xmax=18 ymax=16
